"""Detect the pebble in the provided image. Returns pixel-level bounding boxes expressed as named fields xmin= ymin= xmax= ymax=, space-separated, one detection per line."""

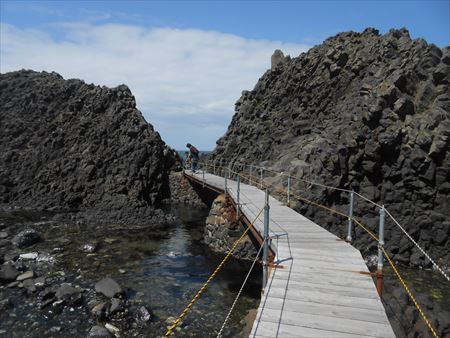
xmin=0 ymin=231 xmax=8 ymax=239
xmin=105 ymin=323 xmax=120 ymax=334
xmin=19 ymin=252 xmax=38 ymax=260
xmin=118 ymin=269 xmax=126 ymax=274
xmin=16 ymin=271 xmax=34 ymax=281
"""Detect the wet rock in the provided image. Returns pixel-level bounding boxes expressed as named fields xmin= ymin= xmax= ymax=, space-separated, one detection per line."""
xmin=0 ymin=298 xmax=13 ymax=311
xmin=3 ymin=253 xmax=19 ymax=262
xmin=135 ymin=305 xmax=152 ymax=323
xmin=16 ymin=271 xmax=34 ymax=281
xmin=19 ymin=252 xmax=38 ymax=260
xmin=105 ymin=323 xmax=120 ymax=335
xmin=12 ymin=229 xmax=40 ymax=248
xmin=82 ymin=243 xmax=97 ymax=253
xmin=54 ymin=283 xmax=82 ymax=305
xmin=87 ymin=326 xmax=112 ymax=338
xmin=0 ymin=264 xmax=20 ymax=283
xmin=95 ymin=277 xmax=123 ymax=298
xmin=109 ymin=298 xmax=124 ymax=314
xmin=91 ymin=302 xmax=109 ymax=320
xmin=0 ymin=231 xmax=8 ymax=239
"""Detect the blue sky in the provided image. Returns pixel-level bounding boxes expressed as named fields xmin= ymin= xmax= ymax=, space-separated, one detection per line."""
xmin=1 ymin=1 xmax=449 ymax=150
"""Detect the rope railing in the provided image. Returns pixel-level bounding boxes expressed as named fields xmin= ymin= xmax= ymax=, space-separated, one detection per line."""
xmin=198 ymin=160 xmax=449 ymax=282
xmin=187 ymin=160 xmax=446 ymax=338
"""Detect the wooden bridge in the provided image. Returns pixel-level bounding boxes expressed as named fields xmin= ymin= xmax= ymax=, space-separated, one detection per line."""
xmin=185 ymin=170 xmax=396 ymax=338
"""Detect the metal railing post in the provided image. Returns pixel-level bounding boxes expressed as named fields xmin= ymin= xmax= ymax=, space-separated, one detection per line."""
xmin=205 ymin=160 xmax=208 ymax=174
xmin=377 ymin=205 xmax=385 ymax=296
xmin=249 ymin=165 xmax=253 ymax=184
xmin=224 ymin=167 xmax=228 ymax=198
xmin=202 ymin=167 xmax=205 ymax=188
xmin=263 ymin=188 xmax=270 ymax=292
xmin=213 ymin=160 xmax=216 ymax=175
xmin=260 ymin=167 xmax=263 ymax=189
xmin=236 ymin=176 xmax=240 ymax=220
xmin=287 ymin=176 xmax=291 ymax=206
xmin=346 ymin=191 xmax=354 ymax=242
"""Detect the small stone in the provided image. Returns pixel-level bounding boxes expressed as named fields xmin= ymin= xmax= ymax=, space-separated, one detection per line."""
xmin=118 ymin=269 xmax=126 ymax=274
xmin=0 ymin=264 xmax=20 ymax=283
xmin=87 ymin=325 xmax=112 ymax=338
xmin=19 ymin=252 xmax=38 ymax=260
xmin=55 ymin=283 xmax=79 ymax=299
xmin=82 ymin=243 xmax=97 ymax=253
xmin=7 ymin=281 xmax=20 ymax=288
xmin=95 ymin=277 xmax=123 ymax=298
xmin=105 ymin=323 xmax=120 ymax=334
xmin=49 ymin=326 xmax=61 ymax=333
xmin=0 ymin=231 xmax=8 ymax=239
xmin=109 ymin=298 xmax=124 ymax=314
xmin=16 ymin=271 xmax=34 ymax=281
xmin=91 ymin=302 xmax=109 ymax=320
xmin=104 ymin=238 xmax=118 ymax=244
xmin=136 ymin=305 xmax=152 ymax=323
xmin=52 ymin=247 xmax=64 ymax=254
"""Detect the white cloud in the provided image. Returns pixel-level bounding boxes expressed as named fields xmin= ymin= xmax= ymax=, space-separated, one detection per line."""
xmin=0 ymin=22 xmax=310 ymax=149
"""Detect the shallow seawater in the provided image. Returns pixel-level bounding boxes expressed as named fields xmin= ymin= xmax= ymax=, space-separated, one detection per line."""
xmin=0 ymin=205 xmax=262 ymax=337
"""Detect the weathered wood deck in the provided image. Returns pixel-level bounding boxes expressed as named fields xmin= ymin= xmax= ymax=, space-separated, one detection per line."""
xmin=186 ymin=171 xmax=396 ymax=338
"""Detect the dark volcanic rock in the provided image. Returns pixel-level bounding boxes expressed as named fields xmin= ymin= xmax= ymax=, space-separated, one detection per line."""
xmin=12 ymin=228 xmax=40 ymax=248
xmin=212 ymin=28 xmax=450 ymax=268
xmin=95 ymin=277 xmax=123 ymax=298
xmin=87 ymin=326 xmax=112 ymax=338
xmin=0 ymin=264 xmax=20 ymax=283
xmin=0 ymin=70 xmax=177 ymax=225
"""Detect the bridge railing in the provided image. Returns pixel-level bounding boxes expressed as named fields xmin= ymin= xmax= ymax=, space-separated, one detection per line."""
xmin=189 ymin=159 xmax=448 ymax=338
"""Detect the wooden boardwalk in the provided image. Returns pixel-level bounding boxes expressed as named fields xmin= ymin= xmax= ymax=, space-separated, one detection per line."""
xmin=186 ymin=171 xmax=396 ymax=338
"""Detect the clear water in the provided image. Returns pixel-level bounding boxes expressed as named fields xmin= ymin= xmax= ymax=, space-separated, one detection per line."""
xmin=0 ymin=205 xmax=261 ymax=337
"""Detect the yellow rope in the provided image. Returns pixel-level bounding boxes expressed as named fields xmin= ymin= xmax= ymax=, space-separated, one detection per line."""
xmin=164 ymin=205 xmax=265 ymax=337
xmin=381 ymin=246 xmax=439 ymax=338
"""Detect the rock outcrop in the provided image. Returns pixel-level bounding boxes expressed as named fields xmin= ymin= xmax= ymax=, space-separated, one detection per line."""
xmin=204 ymin=194 xmax=258 ymax=260
xmin=212 ymin=28 xmax=450 ymax=268
xmin=0 ymin=70 xmax=176 ymax=225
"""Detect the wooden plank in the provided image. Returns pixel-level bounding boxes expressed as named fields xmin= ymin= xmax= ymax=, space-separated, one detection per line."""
xmin=250 ymin=321 xmax=379 ymax=338
xmin=256 ymin=309 xmax=395 ymax=337
xmin=258 ymin=296 xmax=389 ymax=323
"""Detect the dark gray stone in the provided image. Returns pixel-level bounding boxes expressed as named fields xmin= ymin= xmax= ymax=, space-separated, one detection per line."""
xmin=0 ymin=264 xmax=20 ymax=283
xmin=95 ymin=277 xmax=123 ymax=298
xmin=12 ymin=229 xmax=40 ymax=248
xmin=87 ymin=325 xmax=112 ymax=338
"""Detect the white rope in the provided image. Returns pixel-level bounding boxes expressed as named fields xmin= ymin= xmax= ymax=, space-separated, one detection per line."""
xmin=385 ymin=208 xmax=450 ymax=282
xmin=216 ymin=241 xmax=265 ymax=338
xmin=354 ymin=192 xmax=383 ymax=209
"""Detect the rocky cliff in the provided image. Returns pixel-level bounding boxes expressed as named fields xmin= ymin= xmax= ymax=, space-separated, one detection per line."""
xmin=212 ymin=28 xmax=450 ymax=268
xmin=0 ymin=70 xmax=175 ymax=225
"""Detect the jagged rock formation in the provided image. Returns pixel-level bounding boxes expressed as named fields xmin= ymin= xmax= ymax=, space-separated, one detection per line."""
xmin=0 ymin=70 xmax=176 ymax=225
xmin=212 ymin=28 xmax=450 ymax=268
